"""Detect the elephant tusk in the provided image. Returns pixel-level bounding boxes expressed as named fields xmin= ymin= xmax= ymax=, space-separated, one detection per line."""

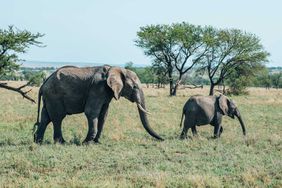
xmin=137 ymin=103 xmax=151 ymax=115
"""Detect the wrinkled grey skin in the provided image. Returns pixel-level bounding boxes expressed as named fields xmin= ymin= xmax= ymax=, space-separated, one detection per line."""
xmin=34 ymin=65 xmax=163 ymax=144
xmin=179 ymin=95 xmax=246 ymax=139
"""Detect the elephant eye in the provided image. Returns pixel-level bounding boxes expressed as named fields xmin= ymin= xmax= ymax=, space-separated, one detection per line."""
xmin=133 ymin=85 xmax=138 ymax=89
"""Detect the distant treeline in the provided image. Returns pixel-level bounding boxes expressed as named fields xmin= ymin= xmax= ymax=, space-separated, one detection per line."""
xmin=0 ymin=67 xmax=55 ymax=86
xmin=125 ymin=63 xmax=282 ymax=91
xmin=1 ymin=65 xmax=281 ymax=91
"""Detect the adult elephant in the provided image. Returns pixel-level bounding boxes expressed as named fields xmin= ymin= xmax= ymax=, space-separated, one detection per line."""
xmin=179 ymin=94 xmax=246 ymax=139
xmin=33 ymin=65 xmax=163 ymax=144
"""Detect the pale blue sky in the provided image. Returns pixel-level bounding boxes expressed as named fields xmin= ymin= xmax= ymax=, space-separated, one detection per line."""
xmin=1 ymin=0 xmax=281 ymax=66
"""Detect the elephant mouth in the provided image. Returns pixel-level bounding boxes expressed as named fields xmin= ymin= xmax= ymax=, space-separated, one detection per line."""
xmin=229 ymin=109 xmax=236 ymax=119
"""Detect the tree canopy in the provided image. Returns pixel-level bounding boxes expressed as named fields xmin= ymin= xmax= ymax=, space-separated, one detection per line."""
xmin=0 ymin=26 xmax=44 ymax=102
xmin=201 ymin=27 xmax=269 ymax=95
xmin=136 ymin=22 xmax=269 ymax=96
xmin=136 ymin=23 xmax=206 ymax=96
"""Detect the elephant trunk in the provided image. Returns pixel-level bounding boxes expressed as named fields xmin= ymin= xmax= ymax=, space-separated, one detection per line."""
xmin=235 ymin=110 xmax=246 ymax=136
xmin=136 ymin=91 xmax=163 ymax=141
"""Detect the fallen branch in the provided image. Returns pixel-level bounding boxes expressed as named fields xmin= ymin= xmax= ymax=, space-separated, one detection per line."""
xmin=0 ymin=81 xmax=35 ymax=103
xmin=181 ymin=84 xmax=203 ymax=89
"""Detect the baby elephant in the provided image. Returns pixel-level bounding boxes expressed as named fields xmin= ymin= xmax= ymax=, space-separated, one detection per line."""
xmin=179 ymin=94 xmax=246 ymax=139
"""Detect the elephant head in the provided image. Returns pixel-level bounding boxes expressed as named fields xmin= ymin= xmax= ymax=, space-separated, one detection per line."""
xmin=106 ymin=67 xmax=163 ymax=140
xmin=218 ymin=95 xmax=246 ymax=136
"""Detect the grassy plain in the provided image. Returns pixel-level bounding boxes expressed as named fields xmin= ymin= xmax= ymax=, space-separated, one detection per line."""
xmin=0 ymin=82 xmax=281 ymax=187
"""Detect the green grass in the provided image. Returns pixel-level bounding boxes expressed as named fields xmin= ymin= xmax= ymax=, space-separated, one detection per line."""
xmin=0 ymin=83 xmax=281 ymax=187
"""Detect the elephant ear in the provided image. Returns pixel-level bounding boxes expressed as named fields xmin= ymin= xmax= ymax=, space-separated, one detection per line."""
xmin=218 ymin=94 xmax=229 ymax=115
xmin=107 ymin=67 xmax=125 ymax=100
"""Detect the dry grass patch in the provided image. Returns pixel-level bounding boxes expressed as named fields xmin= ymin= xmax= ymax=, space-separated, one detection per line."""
xmin=0 ymin=82 xmax=281 ymax=187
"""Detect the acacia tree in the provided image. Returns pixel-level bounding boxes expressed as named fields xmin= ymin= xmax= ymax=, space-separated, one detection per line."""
xmin=136 ymin=23 xmax=206 ymax=96
xmin=0 ymin=26 xmax=44 ymax=102
xmin=201 ymin=28 xmax=269 ymax=95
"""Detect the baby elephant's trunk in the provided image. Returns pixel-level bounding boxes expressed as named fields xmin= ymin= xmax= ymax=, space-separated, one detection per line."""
xmin=235 ymin=110 xmax=246 ymax=136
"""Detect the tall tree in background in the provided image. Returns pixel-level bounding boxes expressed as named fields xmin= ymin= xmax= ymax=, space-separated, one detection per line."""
xmin=252 ymin=67 xmax=272 ymax=89
xmin=201 ymin=28 xmax=269 ymax=95
xmin=136 ymin=23 xmax=206 ymax=96
xmin=0 ymin=26 xmax=44 ymax=102
xmin=136 ymin=24 xmax=174 ymax=95
xmin=151 ymin=61 xmax=169 ymax=88
xmin=226 ymin=63 xmax=264 ymax=95
xmin=271 ymin=72 xmax=282 ymax=89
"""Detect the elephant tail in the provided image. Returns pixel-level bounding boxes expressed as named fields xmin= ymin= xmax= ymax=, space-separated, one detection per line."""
xmin=33 ymin=88 xmax=42 ymax=134
xmin=179 ymin=110 xmax=185 ymax=128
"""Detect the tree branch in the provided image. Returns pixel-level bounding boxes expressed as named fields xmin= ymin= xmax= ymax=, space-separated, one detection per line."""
xmin=151 ymin=51 xmax=162 ymax=62
xmin=0 ymin=82 xmax=35 ymax=103
xmin=0 ymin=47 xmax=8 ymax=56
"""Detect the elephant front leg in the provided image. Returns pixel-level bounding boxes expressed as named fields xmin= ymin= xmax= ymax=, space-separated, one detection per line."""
xmin=83 ymin=116 xmax=98 ymax=144
xmin=213 ymin=114 xmax=223 ymax=138
xmin=219 ymin=126 xmax=223 ymax=137
xmin=213 ymin=123 xmax=222 ymax=138
xmin=94 ymin=103 xmax=109 ymax=143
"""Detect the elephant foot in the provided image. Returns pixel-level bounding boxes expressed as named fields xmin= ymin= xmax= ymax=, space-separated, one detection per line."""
xmin=179 ymin=134 xmax=188 ymax=140
xmin=82 ymin=140 xmax=91 ymax=145
xmin=82 ymin=138 xmax=94 ymax=145
xmin=93 ymin=138 xmax=101 ymax=144
xmin=34 ymin=134 xmax=43 ymax=144
xmin=213 ymin=135 xmax=220 ymax=139
xmin=83 ymin=134 xmax=95 ymax=143
xmin=54 ymin=137 xmax=66 ymax=144
xmin=82 ymin=140 xmax=99 ymax=145
xmin=34 ymin=138 xmax=43 ymax=144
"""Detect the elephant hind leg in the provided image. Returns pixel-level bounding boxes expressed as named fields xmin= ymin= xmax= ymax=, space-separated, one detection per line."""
xmin=180 ymin=117 xmax=193 ymax=139
xmin=34 ymin=106 xmax=51 ymax=144
xmin=180 ymin=128 xmax=188 ymax=139
xmin=46 ymin=101 xmax=67 ymax=144
xmin=52 ymin=118 xmax=66 ymax=144
xmin=191 ymin=126 xmax=198 ymax=136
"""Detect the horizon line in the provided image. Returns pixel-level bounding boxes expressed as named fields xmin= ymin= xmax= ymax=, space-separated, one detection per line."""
xmin=20 ymin=60 xmax=281 ymax=68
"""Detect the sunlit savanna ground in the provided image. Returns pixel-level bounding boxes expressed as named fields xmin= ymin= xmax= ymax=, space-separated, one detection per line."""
xmin=0 ymin=81 xmax=281 ymax=187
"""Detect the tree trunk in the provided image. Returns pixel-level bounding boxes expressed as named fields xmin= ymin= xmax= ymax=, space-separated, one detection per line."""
xmin=169 ymin=80 xmax=173 ymax=95
xmin=172 ymin=78 xmax=182 ymax=96
xmin=168 ymin=68 xmax=174 ymax=96
xmin=172 ymin=85 xmax=177 ymax=96
xmin=171 ymin=73 xmax=183 ymax=96
xmin=209 ymin=83 xmax=215 ymax=96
